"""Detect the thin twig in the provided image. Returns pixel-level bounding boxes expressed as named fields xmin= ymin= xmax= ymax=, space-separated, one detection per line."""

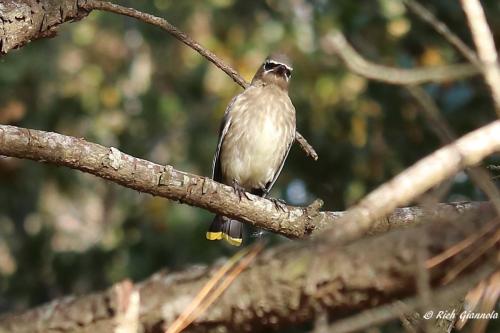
xmin=403 ymin=0 xmax=480 ymax=67
xmin=426 ymin=219 xmax=499 ymax=269
xmin=460 ymin=0 xmax=500 ymax=114
xmin=168 ymin=241 xmax=265 ymax=333
xmin=80 ymin=0 xmax=319 ymax=160
xmin=296 ymin=131 xmax=318 ymax=161
xmin=441 ymin=228 xmax=500 ymax=284
xmin=165 ymin=246 xmax=253 ymax=333
xmin=82 ymin=0 xmax=247 ymax=88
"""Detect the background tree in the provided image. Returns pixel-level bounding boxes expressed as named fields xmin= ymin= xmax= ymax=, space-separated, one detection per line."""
xmin=0 ymin=0 xmax=499 ymax=332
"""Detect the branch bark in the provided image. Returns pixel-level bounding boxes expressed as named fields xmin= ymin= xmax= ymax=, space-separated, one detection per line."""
xmin=0 ymin=124 xmax=495 ymax=240
xmin=0 ymin=0 xmax=89 ymax=53
xmin=0 ymin=207 xmax=496 ymax=333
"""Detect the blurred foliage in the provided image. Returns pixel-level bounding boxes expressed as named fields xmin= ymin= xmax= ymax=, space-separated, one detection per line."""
xmin=0 ymin=0 xmax=499 ymax=329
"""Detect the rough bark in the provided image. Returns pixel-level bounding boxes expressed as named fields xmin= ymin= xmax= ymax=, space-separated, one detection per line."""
xmin=0 ymin=0 xmax=88 ymax=54
xmin=0 ymin=124 xmax=495 ymax=240
xmin=0 ymin=208 xmax=496 ymax=333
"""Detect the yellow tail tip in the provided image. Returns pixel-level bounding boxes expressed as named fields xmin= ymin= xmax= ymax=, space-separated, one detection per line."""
xmin=206 ymin=231 xmax=223 ymax=240
xmin=222 ymin=234 xmax=243 ymax=246
xmin=206 ymin=232 xmax=242 ymax=246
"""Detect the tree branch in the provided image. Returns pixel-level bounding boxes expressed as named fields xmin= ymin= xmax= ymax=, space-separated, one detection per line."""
xmin=321 ymin=31 xmax=480 ymax=85
xmin=0 ymin=0 xmax=318 ymax=161
xmin=460 ymin=0 xmax=500 ymax=115
xmin=325 ymin=119 xmax=500 ymax=243
xmin=1 ymin=124 xmax=492 ymax=240
xmin=0 ymin=0 xmax=89 ymax=54
xmin=81 ymin=0 xmax=247 ymax=89
xmin=406 ymin=85 xmax=500 ymax=214
xmin=403 ymin=0 xmax=480 ymax=67
xmin=78 ymin=0 xmax=324 ymax=159
xmin=0 ymin=205 xmax=496 ymax=333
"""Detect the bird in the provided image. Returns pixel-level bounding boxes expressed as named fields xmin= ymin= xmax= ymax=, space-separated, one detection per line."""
xmin=206 ymin=54 xmax=296 ymax=246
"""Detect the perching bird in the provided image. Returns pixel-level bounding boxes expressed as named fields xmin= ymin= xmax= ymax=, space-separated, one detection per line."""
xmin=206 ymin=55 xmax=296 ymax=246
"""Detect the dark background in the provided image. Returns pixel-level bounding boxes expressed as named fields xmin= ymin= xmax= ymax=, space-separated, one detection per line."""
xmin=0 ymin=0 xmax=498 ymax=325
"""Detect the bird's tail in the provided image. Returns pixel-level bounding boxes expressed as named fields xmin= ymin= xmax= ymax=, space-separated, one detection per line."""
xmin=206 ymin=215 xmax=243 ymax=246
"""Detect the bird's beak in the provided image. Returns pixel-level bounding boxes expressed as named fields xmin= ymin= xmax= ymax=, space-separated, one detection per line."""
xmin=274 ymin=64 xmax=288 ymax=76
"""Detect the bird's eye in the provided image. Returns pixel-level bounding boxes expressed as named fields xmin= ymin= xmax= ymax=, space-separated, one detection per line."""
xmin=284 ymin=69 xmax=291 ymax=78
xmin=264 ymin=61 xmax=278 ymax=71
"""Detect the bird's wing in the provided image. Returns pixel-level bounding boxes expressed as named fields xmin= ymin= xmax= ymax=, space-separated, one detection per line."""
xmin=262 ymin=130 xmax=295 ymax=198
xmin=211 ymin=94 xmax=239 ymax=182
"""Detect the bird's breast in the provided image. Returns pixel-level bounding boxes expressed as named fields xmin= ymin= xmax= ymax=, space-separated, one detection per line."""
xmin=220 ymin=87 xmax=296 ymax=190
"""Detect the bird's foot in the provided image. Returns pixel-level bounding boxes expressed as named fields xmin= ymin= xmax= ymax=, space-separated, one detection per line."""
xmin=232 ymin=179 xmax=252 ymax=201
xmin=270 ymin=198 xmax=288 ymax=212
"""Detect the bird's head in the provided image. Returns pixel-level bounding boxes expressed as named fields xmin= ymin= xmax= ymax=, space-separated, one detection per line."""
xmin=251 ymin=54 xmax=293 ymax=90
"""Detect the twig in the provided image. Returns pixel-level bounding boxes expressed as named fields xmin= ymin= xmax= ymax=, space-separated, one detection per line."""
xmin=457 ymin=271 xmax=500 ymax=331
xmin=442 ymin=228 xmax=500 ymax=284
xmin=296 ymin=131 xmax=318 ymax=161
xmin=81 ymin=0 xmax=247 ymax=88
xmin=177 ymin=242 xmax=264 ymax=332
xmin=403 ymin=0 xmax=480 ymax=67
xmin=426 ymin=219 xmax=499 ymax=269
xmin=80 ymin=0 xmax=318 ymax=160
xmin=166 ymin=243 xmax=263 ymax=333
xmin=460 ymin=0 xmax=500 ymax=114
xmin=320 ymin=31 xmax=479 ymax=85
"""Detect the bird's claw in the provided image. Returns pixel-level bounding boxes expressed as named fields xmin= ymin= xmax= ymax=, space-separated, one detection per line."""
xmin=232 ymin=179 xmax=252 ymax=201
xmin=270 ymin=198 xmax=287 ymax=212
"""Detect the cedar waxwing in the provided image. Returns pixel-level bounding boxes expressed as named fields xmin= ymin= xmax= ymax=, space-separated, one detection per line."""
xmin=207 ymin=55 xmax=296 ymax=246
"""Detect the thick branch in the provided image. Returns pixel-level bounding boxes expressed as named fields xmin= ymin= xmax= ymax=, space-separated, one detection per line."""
xmin=0 ymin=124 xmax=494 ymax=240
xmin=326 ymin=119 xmax=500 ymax=243
xmin=0 ymin=0 xmax=89 ymax=54
xmin=321 ymin=31 xmax=479 ymax=84
xmin=0 ymin=207 xmax=496 ymax=333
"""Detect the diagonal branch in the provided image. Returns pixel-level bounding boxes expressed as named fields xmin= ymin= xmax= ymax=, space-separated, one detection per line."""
xmin=403 ymin=0 xmax=480 ymax=67
xmin=81 ymin=0 xmax=248 ymax=89
xmin=321 ymin=31 xmax=479 ymax=84
xmin=0 ymin=0 xmax=318 ymax=161
xmin=325 ymin=119 xmax=500 ymax=243
xmin=77 ymin=0 xmax=318 ymax=160
xmin=460 ymin=0 xmax=500 ymax=115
